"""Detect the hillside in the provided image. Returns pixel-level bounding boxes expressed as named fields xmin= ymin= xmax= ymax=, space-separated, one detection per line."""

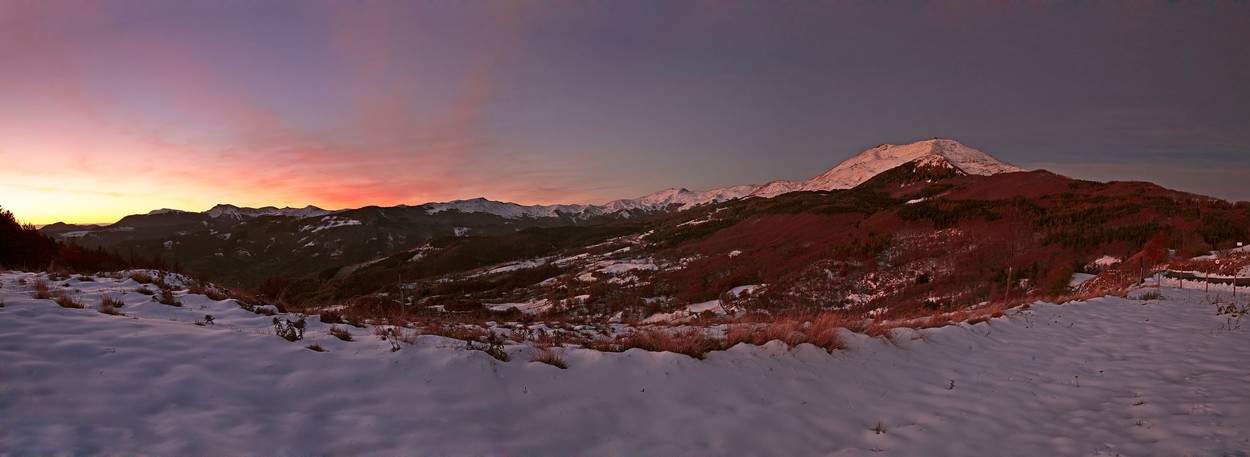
xmin=242 ymin=161 xmax=1244 ymax=333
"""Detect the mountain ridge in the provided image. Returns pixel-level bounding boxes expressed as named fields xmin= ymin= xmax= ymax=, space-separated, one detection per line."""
xmin=44 ymin=138 xmax=1021 ymax=226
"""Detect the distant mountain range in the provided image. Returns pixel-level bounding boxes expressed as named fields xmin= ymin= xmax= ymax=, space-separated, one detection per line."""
xmin=33 ymin=137 xmax=1250 ymax=323
xmin=46 ymin=138 xmax=1024 ymax=228
xmin=39 ymin=138 xmax=1029 ymax=286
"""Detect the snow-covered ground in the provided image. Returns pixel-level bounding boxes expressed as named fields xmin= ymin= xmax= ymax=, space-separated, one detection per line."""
xmin=2 ymin=271 xmax=1249 ymax=455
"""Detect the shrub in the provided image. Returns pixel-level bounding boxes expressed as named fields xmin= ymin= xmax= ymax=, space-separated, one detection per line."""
xmin=374 ymin=326 xmax=416 ymax=351
xmin=129 ymin=272 xmax=154 ymax=284
xmin=329 ymin=325 xmax=353 ymax=342
xmin=305 ymin=343 xmax=326 ymax=352
xmin=54 ymin=292 xmax=84 ymax=309
xmin=272 ymin=317 xmax=306 ymax=342
xmin=99 ymin=296 xmax=125 ymax=315
xmin=1137 ymin=289 xmax=1162 ymax=301
xmin=466 ymin=331 xmax=510 ymax=362
xmin=135 ymin=287 xmax=155 ymax=296
xmin=530 ymin=346 xmax=568 ymax=369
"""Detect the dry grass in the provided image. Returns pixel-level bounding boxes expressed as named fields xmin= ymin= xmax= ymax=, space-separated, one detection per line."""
xmin=329 ymin=325 xmax=353 ymax=342
xmin=305 ymin=343 xmax=326 ymax=352
xmin=157 ymin=288 xmax=181 ymax=307
xmin=189 ymin=284 xmax=229 ymax=301
xmin=807 ymin=313 xmax=847 ymax=351
xmin=53 ymin=291 xmax=84 ymax=309
xmin=99 ymin=296 xmax=125 ymax=316
xmin=319 ymin=310 xmax=344 ymax=323
xmin=593 ymin=329 xmax=725 ymax=359
xmin=129 ymin=272 xmax=155 ymax=284
xmin=724 ymin=313 xmax=847 ymax=352
xmin=530 ymin=346 xmax=568 ymax=369
xmin=32 ymin=278 xmax=51 ymax=299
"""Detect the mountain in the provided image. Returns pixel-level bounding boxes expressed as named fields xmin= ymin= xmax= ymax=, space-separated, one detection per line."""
xmin=420 ymin=198 xmax=595 ymax=219
xmin=379 ymin=138 xmax=1022 ymax=218
xmin=205 ymin=204 xmax=332 ymax=220
xmin=749 ymin=138 xmax=1023 ymax=197
xmin=36 ymin=137 xmax=1031 ymax=287
xmin=41 ymin=138 xmax=1019 ymax=230
xmin=597 ymin=138 xmax=1023 ymax=204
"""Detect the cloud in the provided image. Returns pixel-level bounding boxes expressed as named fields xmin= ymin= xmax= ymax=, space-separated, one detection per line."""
xmin=0 ymin=1 xmax=611 ymax=222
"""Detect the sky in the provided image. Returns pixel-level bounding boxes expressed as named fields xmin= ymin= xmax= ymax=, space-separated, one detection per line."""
xmin=2 ymin=1 xmax=1249 ymax=225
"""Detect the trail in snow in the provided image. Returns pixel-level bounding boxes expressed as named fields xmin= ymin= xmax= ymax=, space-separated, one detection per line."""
xmin=1 ymin=272 xmax=1248 ymax=456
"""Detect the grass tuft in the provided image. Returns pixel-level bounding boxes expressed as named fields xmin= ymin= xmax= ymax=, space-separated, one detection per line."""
xmin=99 ymin=296 xmax=125 ymax=315
xmin=32 ymin=278 xmax=51 ymax=299
xmin=530 ymin=346 xmax=568 ymax=369
xmin=329 ymin=325 xmax=353 ymax=342
xmin=157 ymin=288 xmax=181 ymax=307
xmin=54 ymin=291 xmax=84 ymax=309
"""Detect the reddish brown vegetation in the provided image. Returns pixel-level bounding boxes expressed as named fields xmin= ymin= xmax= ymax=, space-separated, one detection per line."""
xmin=99 ymin=296 xmax=125 ymax=315
xmin=53 ymin=291 xmax=84 ymax=309
xmin=530 ymin=346 xmax=568 ymax=369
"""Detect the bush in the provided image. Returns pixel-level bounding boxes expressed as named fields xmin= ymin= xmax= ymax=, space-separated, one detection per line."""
xmin=466 ymin=331 xmax=509 ymax=362
xmin=374 ymin=326 xmax=414 ymax=351
xmin=273 ymin=317 xmax=306 ymax=342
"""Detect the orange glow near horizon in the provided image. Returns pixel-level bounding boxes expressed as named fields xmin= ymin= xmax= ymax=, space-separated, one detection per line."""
xmin=0 ymin=2 xmax=615 ymax=226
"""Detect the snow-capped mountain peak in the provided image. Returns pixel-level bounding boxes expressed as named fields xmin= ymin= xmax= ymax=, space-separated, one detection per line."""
xmin=801 ymin=138 xmax=1022 ymax=191
xmin=422 ymin=198 xmax=592 ymax=219
xmin=748 ymin=138 xmax=1021 ymax=197
xmin=601 ymin=185 xmax=759 ymax=214
xmin=206 ymin=204 xmax=331 ymax=219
